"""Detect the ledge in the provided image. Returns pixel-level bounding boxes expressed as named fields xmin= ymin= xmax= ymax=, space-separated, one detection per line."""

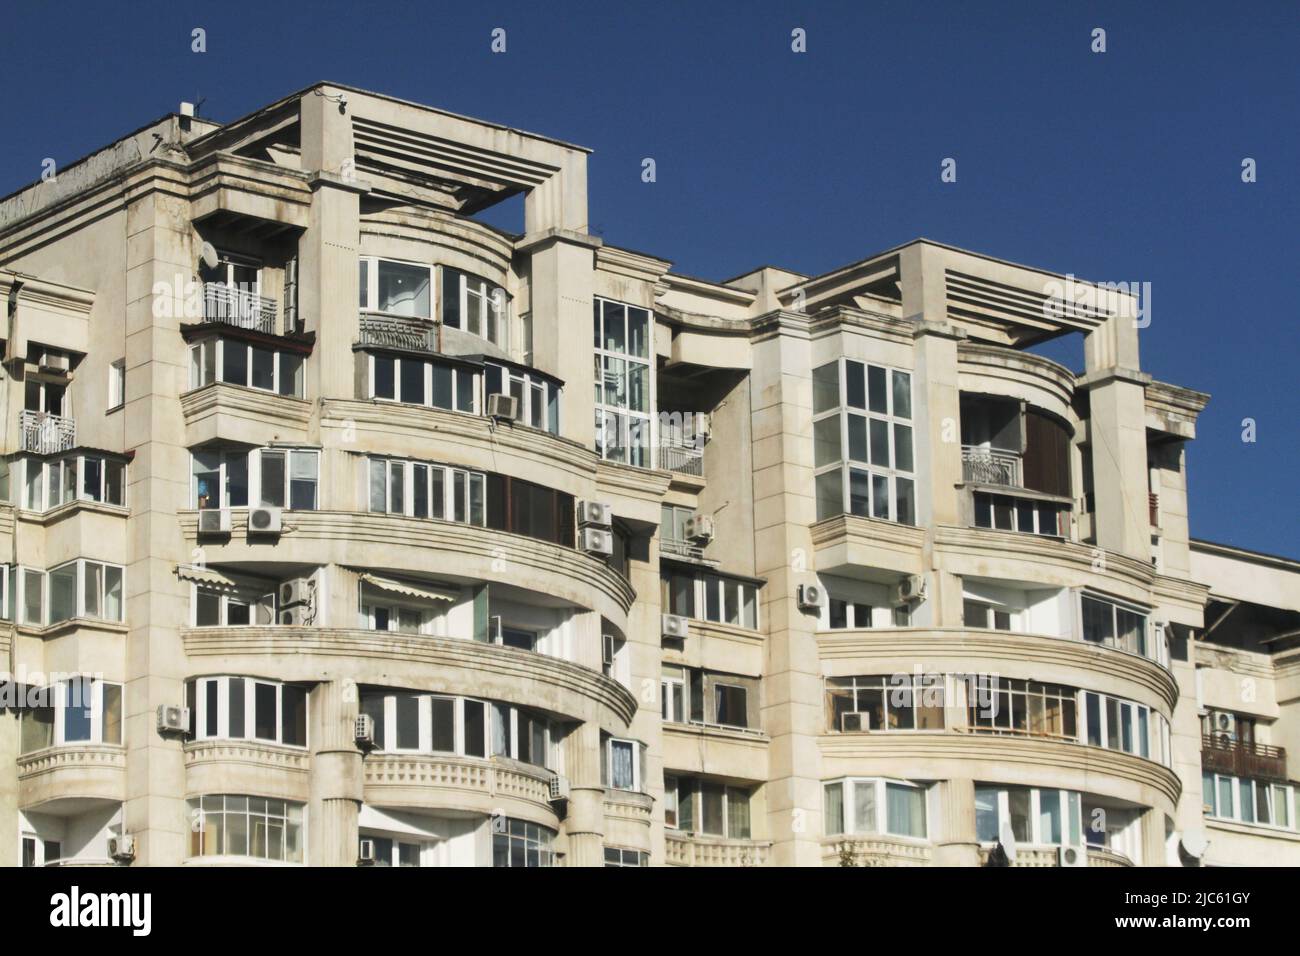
xmin=181 ymin=382 xmax=313 ymax=445
xmin=182 ymin=627 xmax=638 ymax=730
xmin=811 ymin=514 xmax=927 ymax=576
xmin=15 ymin=499 xmax=129 ymax=527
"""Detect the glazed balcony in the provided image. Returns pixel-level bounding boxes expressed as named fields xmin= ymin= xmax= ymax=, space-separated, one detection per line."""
xmin=20 ymin=409 xmax=75 ymax=454
xmin=1201 ymin=734 xmax=1287 ymax=782
xmin=665 ymin=832 xmax=771 ymax=867
xmin=357 ymin=311 xmax=437 ymax=352
xmin=203 ymin=282 xmax=277 ymax=335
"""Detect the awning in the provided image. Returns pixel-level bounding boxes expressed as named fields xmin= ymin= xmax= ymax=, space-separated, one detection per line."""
xmin=360 ymin=573 xmax=459 ymax=604
xmin=175 ymin=564 xmax=241 ymax=593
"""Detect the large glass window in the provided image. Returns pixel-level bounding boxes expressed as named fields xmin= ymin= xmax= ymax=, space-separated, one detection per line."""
xmin=823 ymin=778 xmax=928 ymax=839
xmin=966 ymin=676 xmax=1077 ymax=740
xmin=367 ymin=353 xmax=480 ymax=415
xmin=664 ymin=776 xmax=752 ymax=839
xmin=18 ymin=455 xmax=127 ymax=511
xmin=186 ymin=677 xmax=307 ymax=747
xmin=826 ymin=675 xmax=945 ymax=733
xmin=813 ymin=359 xmax=914 ymax=524
xmin=593 ymin=298 xmax=653 ymax=467
xmin=1081 ymin=593 xmax=1159 ymax=663
xmin=192 ymin=447 xmax=317 ymax=511
xmin=19 ymin=678 xmax=122 ymax=752
xmin=44 ymin=560 xmax=124 ymax=625
xmin=492 ymin=818 xmax=554 ymax=867
xmin=484 ymin=362 xmax=560 ymax=434
xmin=188 ymin=795 xmax=304 ymax=862
xmin=659 ymin=568 xmax=760 ymax=630
xmin=367 ymin=456 xmax=486 ymax=527
xmin=442 ymin=267 xmax=509 ymax=350
xmin=974 ymin=785 xmax=1083 ymax=846
xmin=1203 ymin=773 xmax=1294 ymax=831
xmin=358 ymin=691 xmax=547 ymax=767
xmin=189 ymin=337 xmax=306 ymax=397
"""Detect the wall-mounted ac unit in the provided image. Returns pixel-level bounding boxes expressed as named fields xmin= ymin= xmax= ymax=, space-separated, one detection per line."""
xmin=108 ymin=834 xmax=136 ymax=863
xmin=1058 ymin=845 xmax=1087 ymax=867
xmin=357 ymin=838 xmax=376 ymax=865
xmin=248 ymin=506 xmax=282 ymax=535
xmin=662 ymin=613 xmax=689 ymax=640
xmin=354 ymin=714 xmax=376 ymax=750
xmin=156 ymin=704 xmax=190 ymax=736
xmin=577 ymin=500 xmax=613 ymax=527
xmin=684 ymin=514 xmax=715 ymax=544
xmin=549 ymin=774 xmax=570 ymax=802
xmin=579 ymin=526 xmax=613 ymax=556
xmin=841 ymin=711 xmax=869 ymax=732
xmin=279 ymin=604 xmax=311 ymax=626
xmin=797 ymin=583 xmax=826 ymax=611
xmin=198 ymin=508 xmax=231 ymax=534
xmin=487 ymin=393 xmax=518 ymax=421
xmin=894 ymin=574 xmax=927 ymax=605
xmin=280 ymin=578 xmax=313 ymax=607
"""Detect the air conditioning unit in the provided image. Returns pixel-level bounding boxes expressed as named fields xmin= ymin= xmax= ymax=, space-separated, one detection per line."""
xmin=661 ymin=613 xmax=690 ymax=640
xmin=108 ymin=834 xmax=136 ymax=863
xmin=36 ymin=349 xmax=71 ymax=372
xmin=354 ymin=714 xmax=376 ymax=750
xmin=198 ymin=508 xmax=231 ymax=534
xmin=797 ymin=583 xmax=826 ymax=611
xmin=156 ymin=703 xmax=190 ymax=736
xmin=1058 ymin=845 xmax=1087 ymax=867
xmin=279 ymin=604 xmax=311 ymax=626
xmin=841 ymin=711 xmax=869 ymax=732
xmin=894 ymin=574 xmax=927 ymax=605
xmin=248 ymin=506 xmax=282 ymax=535
xmin=1215 ymin=712 xmax=1235 ymax=734
xmin=577 ymin=500 xmax=613 ymax=527
xmin=357 ymin=838 xmax=376 ymax=865
xmin=684 ymin=514 xmax=715 ymax=544
xmin=579 ymin=526 xmax=613 ymax=556
xmin=549 ymin=774 xmax=570 ymax=802
xmin=280 ymin=578 xmax=313 ymax=607
xmin=487 ymin=393 xmax=518 ymax=421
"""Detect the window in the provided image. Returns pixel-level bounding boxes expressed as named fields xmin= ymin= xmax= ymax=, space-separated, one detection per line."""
xmin=257 ymin=448 xmax=319 ymax=510
xmin=826 ymin=675 xmax=945 ymax=732
xmin=188 ymin=795 xmax=304 ymax=862
xmin=188 ymin=337 xmax=306 ymax=397
xmin=605 ymin=736 xmax=642 ymax=791
xmin=714 ymin=684 xmax=749 ymax=728
xmin=192 ymin=447 xmax=317 ymax=511
xmin=813 ymin=359 xmax=914 ymax=524
xmin=360 ymin=833 xmax=427 ymax=867
xmin=975 ymin=786 xmax=1082 ymax=846
xmin=963 ymin=599 xmax=1013 ymax=631
xmin=661 ymin=667 xmax=686 ymax=723
xmin=973 ymin=492 xmax=1063 ymax=537
xmin=660 ymin=569 xmax=760 ymax=629
xmin=358 ymin=692 xmax=545 ymax=766
xmin=967 ymin=676 xmax=1076 ymax=740
xmin=1203 ymin=773 xmax=1294 ymax=831
xmin=186 ymin=677 xmax=307 ymax=746
xmin=43 ymin=559 xmax=124 ymax=625
xmin=19 ymin=678 xmax=123 ymax=752
xmin=492 ymin=818 xmax=554 ymax=867
xmin=1081 ymin=691 xmax=1168 ymax=763
xmin=665 ymin=776 xmax=752 ymax=838
xmin=367 ymin=353 xmax=480 ymax=415
xmin=442 ymin=267 xmax=509 ymax=349
xmin=823 ymin=778 xmax=928 ymax=839
xmin=827 ymin=597 xmax=874 ymax=629
xmin=367 ymin=457 xmax=486 ymax=526
xmin=484 ymin=362 xmax=559 ymax=434
xmin=593 ymin=297 xmax=653 ymax=467
xmin=108 ymin=359 xmax=126 ymax=409
xmin=0 ymin=564 xmax=9 ymax=622
xmin=358 ymin=257 xmax=434 ymax=318
xmin=192 ymin=585 xmax=276 ymax=627
xmin=18 ymin=455 xmax=127 ymax=511
xmin=485 ymin=474 xmax=575 ymax=546
xmin=604 ymin=847 xmax=648 ymax=867
xmin=193 ymin=448 xmax=248 ymax=509
xmin=1081 ymin=594 xmax=1158 ymax=662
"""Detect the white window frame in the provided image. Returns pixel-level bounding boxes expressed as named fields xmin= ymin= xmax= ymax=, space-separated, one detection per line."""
xmin=49 ymin=677 xmax=124 ymax=746
xmin=365 ymin=456 xmax=485 ymax=526
xmin=485 ymin=362 xmax=559 ymax=434
xmin=190 ymin=675 xmax=306 ymax=747
xmin=108 ymin=358 xmax=126 ymax=409
xmin=46 ymin=559 xmax=125 ymax=625
xmin=824 ymin=777 xmax=929 ymax=840
xmin=359 ymin=256 xmax=435 ymax=319
xmin=1203 ymin=773 xmax=1295 ymax=831
xmin=606 ymin=736 xmax=642 ymax=792
xmin=975 ymin=785 xmax=1083 ymax=847
xmin=188 ymin=336 xmax=305 ymax=398
xmin=661 ymin=668 xmax=686 ymax=724
xmin=593 ymin=297 xmax=655 ymax=468
xmin=192 ymin=584 xmax=276 ymax=628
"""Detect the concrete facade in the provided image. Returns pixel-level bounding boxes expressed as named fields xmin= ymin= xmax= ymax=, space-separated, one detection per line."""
xmin=0 ymin=83 xmax=1295 ymax=867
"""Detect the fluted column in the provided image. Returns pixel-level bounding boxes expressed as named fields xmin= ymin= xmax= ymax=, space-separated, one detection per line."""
xmin=308 ymin=679 xmax=362 ymax=866
xmin=562 ymin=721 xmax=605 ymax=866
xmin=932 ymin=777 xmax=980 ymax=866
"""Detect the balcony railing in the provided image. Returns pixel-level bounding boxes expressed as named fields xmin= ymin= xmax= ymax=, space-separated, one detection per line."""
xmin=203 ymin=282 xmax=277 ymax=334
xmin=357 ymin=311 xmax=437 ymax=352
xmin=20 ymin=409 xmax=76 ymax=454
xmin=665 ymin=833 xmax=770 ymax=867
xmin=660 ymin=536 xmax=706 ymax=562
xmin=659 ymin=439 xmax=704 ymax=476
xmin=961 ymin=445 xmax=1022 ymax=487
xmin=1201 ymin=734 xmax=1287 ymax=782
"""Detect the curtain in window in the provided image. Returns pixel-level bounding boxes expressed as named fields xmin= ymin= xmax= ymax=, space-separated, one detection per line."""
xmin=611 ymin=741 xmax=634 ymax=789
xmin=727 ymin=788 xmax=750 ymax=839
xmin=886 ymin=783 xmax=925 ymax=838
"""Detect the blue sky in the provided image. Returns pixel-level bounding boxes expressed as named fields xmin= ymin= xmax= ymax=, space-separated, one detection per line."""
xmin=1 ymin=0 xmax=1295 ymax=557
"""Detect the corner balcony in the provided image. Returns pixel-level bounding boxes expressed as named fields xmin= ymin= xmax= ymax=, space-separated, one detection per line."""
xmin=665 ymin=832 xmax=771 ymax=867
xmin=961 ymin=445 xmax=1021 ymax=487
xmin=357 ymin=311 xmax=437 ymax=352
xmin=1201 ymin=734 xmax=1287 ymax=782
xmin=822 ymin=836 xmax=933 ymax=867
xmin=20 ymin=409 xmax=75 ymax=454
xmin=203 ymin=282 xmax=277 ymax=335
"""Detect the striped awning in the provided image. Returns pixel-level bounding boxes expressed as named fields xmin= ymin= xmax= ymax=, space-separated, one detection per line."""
xmin=359 ymin=573 xmax=459 ymax=604
xmin=174 ymin=564 xmax=241 ymax=593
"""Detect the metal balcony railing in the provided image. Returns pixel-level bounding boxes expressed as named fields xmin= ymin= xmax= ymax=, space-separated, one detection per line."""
xmin=961 ymin=445 xmax=1022 ymax=487
xmin=659 ymin=439 xmax=704 ymax=476
xmin=357 ymin=312 xmax=437 ymax=352
xmin=1201 ymin=734 xmax=1287 ymax=782
xmin=202 ymin=282 xmax=277 ymax=334
xmin=660 ymin=536 xmax=706 ymax=562
xmin=20 ymin=410 xmax=76 ymax=454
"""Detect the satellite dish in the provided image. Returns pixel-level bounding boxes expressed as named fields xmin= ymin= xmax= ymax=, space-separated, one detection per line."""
xmin=199 ymin=242 xmax=220 ymax=272
xmin=1180 ymin=830 xmax=1208 ymax=860
xmin=999 ymin=821 xmax=1018 ymax=863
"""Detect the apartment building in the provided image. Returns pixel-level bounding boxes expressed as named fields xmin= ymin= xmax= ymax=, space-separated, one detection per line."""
xmin=0 ymin=82 xmax=1295 ymax=867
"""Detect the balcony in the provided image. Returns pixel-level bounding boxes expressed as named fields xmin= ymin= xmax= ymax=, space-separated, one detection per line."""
xmin=20 ymin=409 xmax=75 ymax=454
xmin=961 ymin=445 xmax=1022 ymax=487
xmin=824 ymin=836 xmax=932 ymax=867
xmin=357 ymin=311 xmax=437 ymax=352
xmin=659 ymin=438 xmax=703 ymax=477
xmin=660 ymin=535 xmax=709 ymax=562
xmin=203 ymin=282 xmax=277 ymax=334
xmin=1201 ymin=734 xmax=1287 ymax=782
xmin=665 ymin=832 xmax=771 ymax=867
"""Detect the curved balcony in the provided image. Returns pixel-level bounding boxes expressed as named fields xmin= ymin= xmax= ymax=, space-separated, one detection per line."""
xmin=817 ymin=627 xmax=1177 ymax=714
xmin=178 ymin=509 xmax=635 ymax=627
xmin=819 ymin=733 xmax=1180 ymax=817
xmin=184 ymin=740 xmax=311 ymax=803
xmin=821 ymin=836 xmax=933 ymax=867
xmin=665 ymin=833 xmax=771 ymax=867
xmin=604 ymin=789 xmax=654 ymax=854
xmin=956 ymin=342 xmax=1075 ymax=421
xmin=18 ymin=745 xmax=126 ymax=810
xmin=182 ymin=627 xmax=638 ymax=732
xmin=975 ymin=845 xmax=1133 ymax=867
xmin=362 ymin=753 xmax=557 ymax=827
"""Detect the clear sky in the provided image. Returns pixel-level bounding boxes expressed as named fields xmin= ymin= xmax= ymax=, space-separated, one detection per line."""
xmin=1 ymin=0 xmax=1295 ymax=557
